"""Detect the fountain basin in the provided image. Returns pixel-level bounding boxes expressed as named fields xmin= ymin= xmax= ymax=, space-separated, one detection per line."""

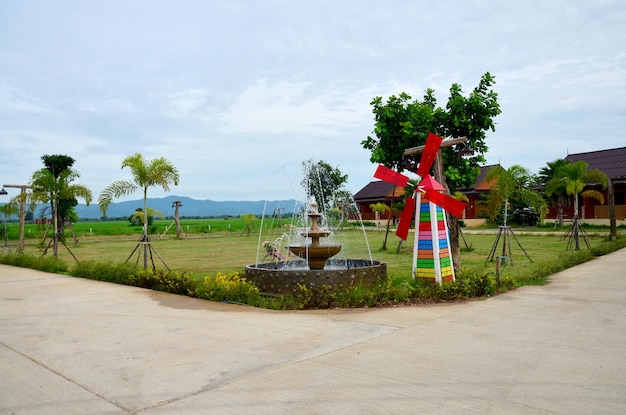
xmin=245 ymin=259 xmax=387 ymax=295
xmin=287 ymin=244 xmax=342 ymax=269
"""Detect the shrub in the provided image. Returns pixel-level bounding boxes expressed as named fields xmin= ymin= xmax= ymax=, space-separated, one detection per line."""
xmin=71 ymin=260 xmax=140 ymax=285
xmin=455 ymin=268 xmax=498 ymax=297
xmin=297 ymin=284 xmax=337 ymax=309
xmin=591 ymin=236 xmax=626 ymax=256
xmin=192 ymin=271 xmax=261 ymax=305
xmin=0 ymin=253 xmax=68 ymax=274
xmin=5 ymin=234 xmax=626 ymax=310
xmin=134 ymin=269 xmax=197 ymax=295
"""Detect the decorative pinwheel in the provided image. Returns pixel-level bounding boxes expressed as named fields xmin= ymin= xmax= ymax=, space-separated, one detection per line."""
xmin=373 ymin=133 xmax=467 ymax=284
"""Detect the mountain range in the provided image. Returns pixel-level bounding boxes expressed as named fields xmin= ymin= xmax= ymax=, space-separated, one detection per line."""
xmin=70 ymin=196 xmax=303 ymax=219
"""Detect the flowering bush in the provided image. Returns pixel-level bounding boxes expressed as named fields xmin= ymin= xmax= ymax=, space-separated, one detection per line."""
xmin=192 ymin=271 xmax=261 ymax=305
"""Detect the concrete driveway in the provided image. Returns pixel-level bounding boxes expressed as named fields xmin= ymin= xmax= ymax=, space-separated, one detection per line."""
xmin=1 ymin=248 xmax=626 ymax=414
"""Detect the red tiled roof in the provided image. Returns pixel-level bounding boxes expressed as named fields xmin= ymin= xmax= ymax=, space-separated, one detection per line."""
xmin=564 ymin=147 xmax=626 ymax=179
xmin=457 ymin=164 xmax=501 ymax=192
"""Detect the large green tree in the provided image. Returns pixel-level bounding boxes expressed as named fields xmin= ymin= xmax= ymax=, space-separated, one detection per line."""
xmin=301 ymin=160 xmax=348 ymax=214
xmin=361 ymin=72 xmax=500 ymax=191
xmin=31 ymin=165 xmax=93 ymax=257
xmin=361 ymin=72 xmax=501 ymax=259
xmin=98 ymin=154 xmax=180 ymax=269
xmin=39 ymin=155 xmax=79 ymax=238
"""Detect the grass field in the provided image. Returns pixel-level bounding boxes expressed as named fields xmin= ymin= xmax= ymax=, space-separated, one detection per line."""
xmin=1 ymin=218 xmax=252 ymax=240
xmin=4 ymin=218 xmax=616 ymax=282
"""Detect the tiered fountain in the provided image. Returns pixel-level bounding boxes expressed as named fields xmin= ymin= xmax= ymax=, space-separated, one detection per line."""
xmin=245 ymin=201 xmax=386 ymax=295
xmin=287 ymin=202 xmax=342 ymax=269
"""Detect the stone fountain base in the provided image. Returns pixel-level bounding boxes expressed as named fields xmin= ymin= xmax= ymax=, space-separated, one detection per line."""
xmin=244 ymin=259 xmax=387 ymax=295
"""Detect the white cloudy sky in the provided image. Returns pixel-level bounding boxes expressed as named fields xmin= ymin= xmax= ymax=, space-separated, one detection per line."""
xmin=1 ymin=0 xmax=624 ymax=203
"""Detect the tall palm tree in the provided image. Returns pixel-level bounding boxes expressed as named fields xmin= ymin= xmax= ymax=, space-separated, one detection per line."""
xmin=31 ymin=168 xmax=93 ymax=257
xmin=98 ymin=154 xmax=179 ymax=269
xmin=545 ymin=160 xmax=607 ymax=250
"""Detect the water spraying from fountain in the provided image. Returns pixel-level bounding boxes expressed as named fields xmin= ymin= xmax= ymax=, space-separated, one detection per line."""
xmin=287 ymin=201 xmax=342 ymax=269
xmin=244 ymin=164 xmax=386 ymax=295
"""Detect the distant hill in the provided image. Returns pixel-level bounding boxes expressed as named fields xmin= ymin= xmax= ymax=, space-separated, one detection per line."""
xmin=70 ymin=196 xmax=303 ymax=219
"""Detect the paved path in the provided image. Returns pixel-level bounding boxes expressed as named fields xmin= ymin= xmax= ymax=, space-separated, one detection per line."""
xmin=1 ymin=249 xmax=626 ymax=414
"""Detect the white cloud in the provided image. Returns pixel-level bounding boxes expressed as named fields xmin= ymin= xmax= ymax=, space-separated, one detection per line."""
xmin=1 ymin=0 xmax=625 ymax=202
xmin=216 ymin=80 xmax=374 ymax=136
xmin=162 ymin=88 xmax=212 ymax=118
xmin=0 ymin=82 xmax=60 ymax=115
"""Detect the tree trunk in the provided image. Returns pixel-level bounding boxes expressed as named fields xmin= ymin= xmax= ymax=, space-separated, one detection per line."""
xmin=57 ymin=211 xmax=66 ymax=243
xmin=573 ymin=191 xmax=580 ymax=250
xmin=433 ymin=151 xmax=461 ymax=273
xmin=396 ymin=238 xmax=403 ymax=254
xmin=143 ymin=187 xmax=148 ymax=270
xmin=608 ymin=179 xmax=616 ymax=240
xmin=448 ymin=215 xmax=461 ymax=272
xmin=52 ymin=198 xmax=58 ymax=257
xmin=381 ymin=186 xmax=397 ymax=251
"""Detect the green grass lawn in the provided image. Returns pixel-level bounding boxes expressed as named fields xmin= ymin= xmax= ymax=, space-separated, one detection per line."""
xmin=9 ymin=219 xmax=615 ymax=283
xmin=4 ymin=219 xmax=625 ymax=309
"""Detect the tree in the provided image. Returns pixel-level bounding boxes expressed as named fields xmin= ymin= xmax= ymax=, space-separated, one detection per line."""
xmin=545 ymin=160 xmax=608 ymax=250
xmin=361 ymin=72 xmax=501 ymax=259
xmin=98 ymin=154 xmax=180 ymax=269
xmin=240 ymin=213 xmax=257 ymax=236
xmin=0 ymin=200 xmax=17 ymax=251
xmin=129 ymin=207 xmax=164 ymax=225
xmin=369 ymin=202 xmax=391 ymax=228
xmin=545 ymin=161 xmax=607 ymax=219
xmin=39 ymin=155 xmax=78 ymax=239
xmin=538 ymin=159 xmax=571 ymax=226
xmin=485 ymin=165 xmax=546 ymax=225
xmin=30 ymin=166 xmax=92 ymax=257
xmin=362 ymin=72 xmax=500 ymax=191
xmin=301 ymin=160 xmax=348 ymax=214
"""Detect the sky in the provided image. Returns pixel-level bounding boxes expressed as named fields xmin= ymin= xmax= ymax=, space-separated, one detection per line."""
xmin=1 ymin=0 xmax=625 ymax=204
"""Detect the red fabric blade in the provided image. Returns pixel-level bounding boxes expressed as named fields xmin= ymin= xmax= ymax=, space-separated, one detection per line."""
xmin=374 ymin=164 xmax=409 ymax=188
xmin=417 ymin=132 xmax=443 ymax=178
xmin=395 ymin=196 xmax=416 ymax=240
xmin=423 ymin=190 xmax=466 ymax=218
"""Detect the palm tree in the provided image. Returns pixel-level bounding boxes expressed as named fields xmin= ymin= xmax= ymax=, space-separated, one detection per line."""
xmin=31 ymin=168 xmax=93 ymax=257
xmin=369 ymin=202 xmax=391 ymax=227
xmin=129 ymin=207 xmax=164 ymax=225
xmin=545 ymin=160 xmax=607 ymax=250
xmin=539 ymin=159 xmax=570 ymax=226
xmin=484 ymin=165 xmax=545 ymax=265
xmin=98 ymin=154 xmax=179 ymax=269
xmin=0 ymin=200 xmax=17 ymax=252
xmin=485 ymin=165 xmax=546 ymax=225
xmin=240 ymin=213 xmax=257 ymax=236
